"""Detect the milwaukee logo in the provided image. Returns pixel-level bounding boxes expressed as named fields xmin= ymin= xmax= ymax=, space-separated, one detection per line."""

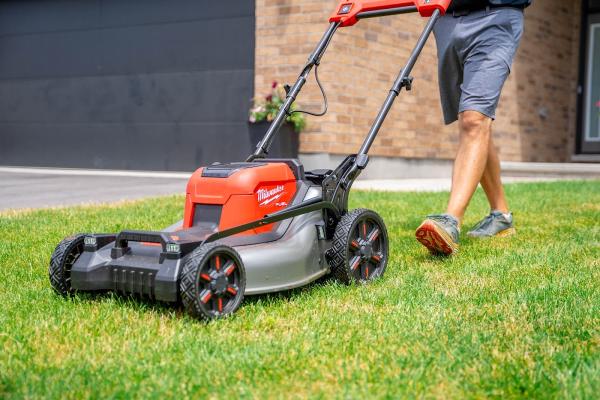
xmin=257 ymin=185 xmax=285 ymax=206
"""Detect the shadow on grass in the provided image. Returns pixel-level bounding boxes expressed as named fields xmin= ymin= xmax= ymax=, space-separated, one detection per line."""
xmin=72 ymin=291 xmax=179 ymax=315
xmin=393 ymin=216 xmax=427 ymax=232
xmin=412 ymin=251 xmax=453 ymax=263
xmin=68 ymin=276 xmax=336 ymax=323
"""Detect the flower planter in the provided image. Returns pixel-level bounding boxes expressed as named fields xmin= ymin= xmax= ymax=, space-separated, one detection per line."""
xmin=248 ymin=121 xmax=299 ymax=159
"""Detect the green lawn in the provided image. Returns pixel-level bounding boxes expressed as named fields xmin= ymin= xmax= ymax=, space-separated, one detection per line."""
xmin=1 ymin=181 xmax=599 ymax=399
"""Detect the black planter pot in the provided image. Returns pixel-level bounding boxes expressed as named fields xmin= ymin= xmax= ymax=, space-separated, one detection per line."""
xmin=248 ymin=121 xmax=299 ymax=158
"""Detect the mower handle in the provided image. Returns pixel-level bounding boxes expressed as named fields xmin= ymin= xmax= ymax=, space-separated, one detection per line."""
xmin=330 ymin=0 xmax=450 ymax=27
xmin=111 ymin=230 xmax=172 ymax=258
xmin=249 ymin=1 xmax=446 ymax=163
xmin=247 ymin=21 xmax=339 ymax=162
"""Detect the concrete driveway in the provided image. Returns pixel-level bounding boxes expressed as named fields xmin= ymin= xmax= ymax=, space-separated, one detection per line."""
xmin=0 ymin=167 xmax=190 ymax=211
xmin=1 ymin=164 xmax=597 ymax=212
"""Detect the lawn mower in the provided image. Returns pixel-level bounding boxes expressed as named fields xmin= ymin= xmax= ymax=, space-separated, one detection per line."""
xmin=49 ymin=0 xmax=451 ymax=320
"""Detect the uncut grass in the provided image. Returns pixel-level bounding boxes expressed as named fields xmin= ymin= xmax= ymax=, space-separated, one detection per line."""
xmin=0 ymin=181 xmax=599 ymax=399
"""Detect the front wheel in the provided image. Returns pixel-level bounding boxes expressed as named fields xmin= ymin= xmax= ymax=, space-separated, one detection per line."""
xmin=49 ymin=234 xmax=86 ymax=296
xmin=180 ymin=242 xmax=246 ymax=321
xmin=329 ymin=209 xmax=389 ymax=284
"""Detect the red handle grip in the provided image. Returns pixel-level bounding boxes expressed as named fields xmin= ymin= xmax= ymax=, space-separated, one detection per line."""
xmin=330 ymin=0 xmax=451 ymax=27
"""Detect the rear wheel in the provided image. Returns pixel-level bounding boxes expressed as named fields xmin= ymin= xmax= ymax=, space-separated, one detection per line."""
xmin=180 ymin=242 xmax=246 ymax=321
xmin=329 ymin=209 xmax=389 ymax=284
xmin=49 ymin=234 xmax=86 ymax=296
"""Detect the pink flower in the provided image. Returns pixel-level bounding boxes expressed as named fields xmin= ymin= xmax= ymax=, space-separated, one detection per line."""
xmin=595 ymin=100 xmax=600 ymax=108
xmin=272 ymin=81 xmax=278 ymax=89
xmin=266 ymin=94 xmax=273 ymax=102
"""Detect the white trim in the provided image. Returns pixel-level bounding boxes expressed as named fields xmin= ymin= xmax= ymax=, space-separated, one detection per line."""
xmin=571 ymin=154 xmax=600 ymax=162
xmin=2 ymin=160 xmax=600 ymax=183
xmin=584 ymin=23 xmax=600 ymax=142
xmin=352 ymin=177 xmax=579 ymax=193
xmin=500 ymin=161 xmax=600 ymax=175
xmin=0 ymin=166 xmax=191 ymax=179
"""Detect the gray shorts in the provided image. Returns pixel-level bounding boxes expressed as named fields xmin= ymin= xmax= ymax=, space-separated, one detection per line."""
xmin=433 ymin=7 xmax=524 ymax=124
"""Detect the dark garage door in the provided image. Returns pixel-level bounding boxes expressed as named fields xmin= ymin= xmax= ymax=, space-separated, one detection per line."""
xmin=0 ymin=0 xmax=255 ymax=171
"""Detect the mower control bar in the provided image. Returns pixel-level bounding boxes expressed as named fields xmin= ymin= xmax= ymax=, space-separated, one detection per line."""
xmin=330 ymin=1 xmax=449 ymax=26
xmin=320 ymin=7 xmax=442 ymax=215
xmin=249 ymin=1 xmax=449 ymax=161
xmin=355 ymin=5 xmax=417 ymax=19
xmin=201 ymin=197 xmax=339 ymax=245
xmin=106 ymin=199 xmax=339 ymax=259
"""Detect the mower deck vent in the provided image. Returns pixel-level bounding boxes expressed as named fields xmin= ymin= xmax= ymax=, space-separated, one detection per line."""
xmin=111 ymin=268 xmax=155 ymax=298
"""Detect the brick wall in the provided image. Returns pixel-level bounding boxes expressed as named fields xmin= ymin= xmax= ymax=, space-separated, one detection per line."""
xmin=255 ymin=0 xmax=582 ymax=162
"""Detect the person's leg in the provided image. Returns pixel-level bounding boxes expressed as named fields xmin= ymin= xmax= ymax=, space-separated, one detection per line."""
xmin=414 ymin=112 xmax=490 ymax=256
xmin=414 ymin=15 xmax=464 ymax=256
xmin=465 ymin=134 xmax=516 ymax=238
xmin=416 ymin=8 xmax=524 ymax=255
xmin=460 ymin=9 xmax=525 ymax=239
xmin=445 ymin=110 xmax=492 ymax=223
xmin=479 ymin=135 xmax=510 ymax=213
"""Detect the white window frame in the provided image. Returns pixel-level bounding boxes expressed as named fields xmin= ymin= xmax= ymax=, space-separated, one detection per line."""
xmin=584 ymin=23 xmax=600 ymax=142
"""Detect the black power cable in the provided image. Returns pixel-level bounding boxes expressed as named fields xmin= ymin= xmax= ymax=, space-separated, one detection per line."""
xmin=289 ymin=63 xmax=328 ymax=117
xmin=288 ymin=21 xmax=339 ymax=119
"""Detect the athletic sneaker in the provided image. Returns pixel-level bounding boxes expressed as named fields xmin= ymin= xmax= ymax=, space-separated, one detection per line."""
xmin=468 ymin=210 xmax=516 ymax=238
xmin=415 ymin=214 xmax=460 ymax=256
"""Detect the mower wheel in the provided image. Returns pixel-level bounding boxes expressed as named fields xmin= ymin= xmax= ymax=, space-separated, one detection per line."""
xmin=329 ymin=208 xmax=389 ymax=284
xmin=49 ymin=234 xmax=86 ymax=296
xmin=180 ymin=242 xmax=246 ymax=321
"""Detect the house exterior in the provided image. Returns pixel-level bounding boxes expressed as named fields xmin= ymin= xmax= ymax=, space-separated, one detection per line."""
xmin=0 ymin=0 xmax=597 ymax=174
xmin=256 ymin=0 xmax=600 ymax=176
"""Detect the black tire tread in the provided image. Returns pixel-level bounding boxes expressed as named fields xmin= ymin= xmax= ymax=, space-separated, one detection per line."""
xmin=329 ymin=208 xmax=388 ymax=284
xmin=49 ymin=234 xmax=86 ymax=296
xmin=179 ymin=242 xmax=245 ymax=320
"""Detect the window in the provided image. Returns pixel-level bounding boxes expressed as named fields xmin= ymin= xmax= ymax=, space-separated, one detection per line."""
xmin=584 ymin=22 xmax=600 ymax=143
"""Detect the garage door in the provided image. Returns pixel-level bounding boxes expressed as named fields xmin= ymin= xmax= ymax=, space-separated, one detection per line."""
xmin=0 ymin=0 xmax=255 ymax=171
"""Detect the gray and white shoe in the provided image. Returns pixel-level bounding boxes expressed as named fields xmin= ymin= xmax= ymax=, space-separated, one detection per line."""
xmin=468 ymin=210 xmax=516 ymax=238
xmin=416 ymin=214 xmax=460 ymax=256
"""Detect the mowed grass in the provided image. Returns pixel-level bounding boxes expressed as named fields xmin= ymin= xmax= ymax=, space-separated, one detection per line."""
xmin=0 ymin=181 xmax=599 ymax=399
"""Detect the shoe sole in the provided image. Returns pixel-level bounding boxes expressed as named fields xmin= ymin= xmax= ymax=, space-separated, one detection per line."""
xmin=467 ymin=227 xmax=517 ymax=238
xmin=415 ymin=220 xmax=459 ymax=256
xmin=495 ymin=227 xmax=516 ymax=237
